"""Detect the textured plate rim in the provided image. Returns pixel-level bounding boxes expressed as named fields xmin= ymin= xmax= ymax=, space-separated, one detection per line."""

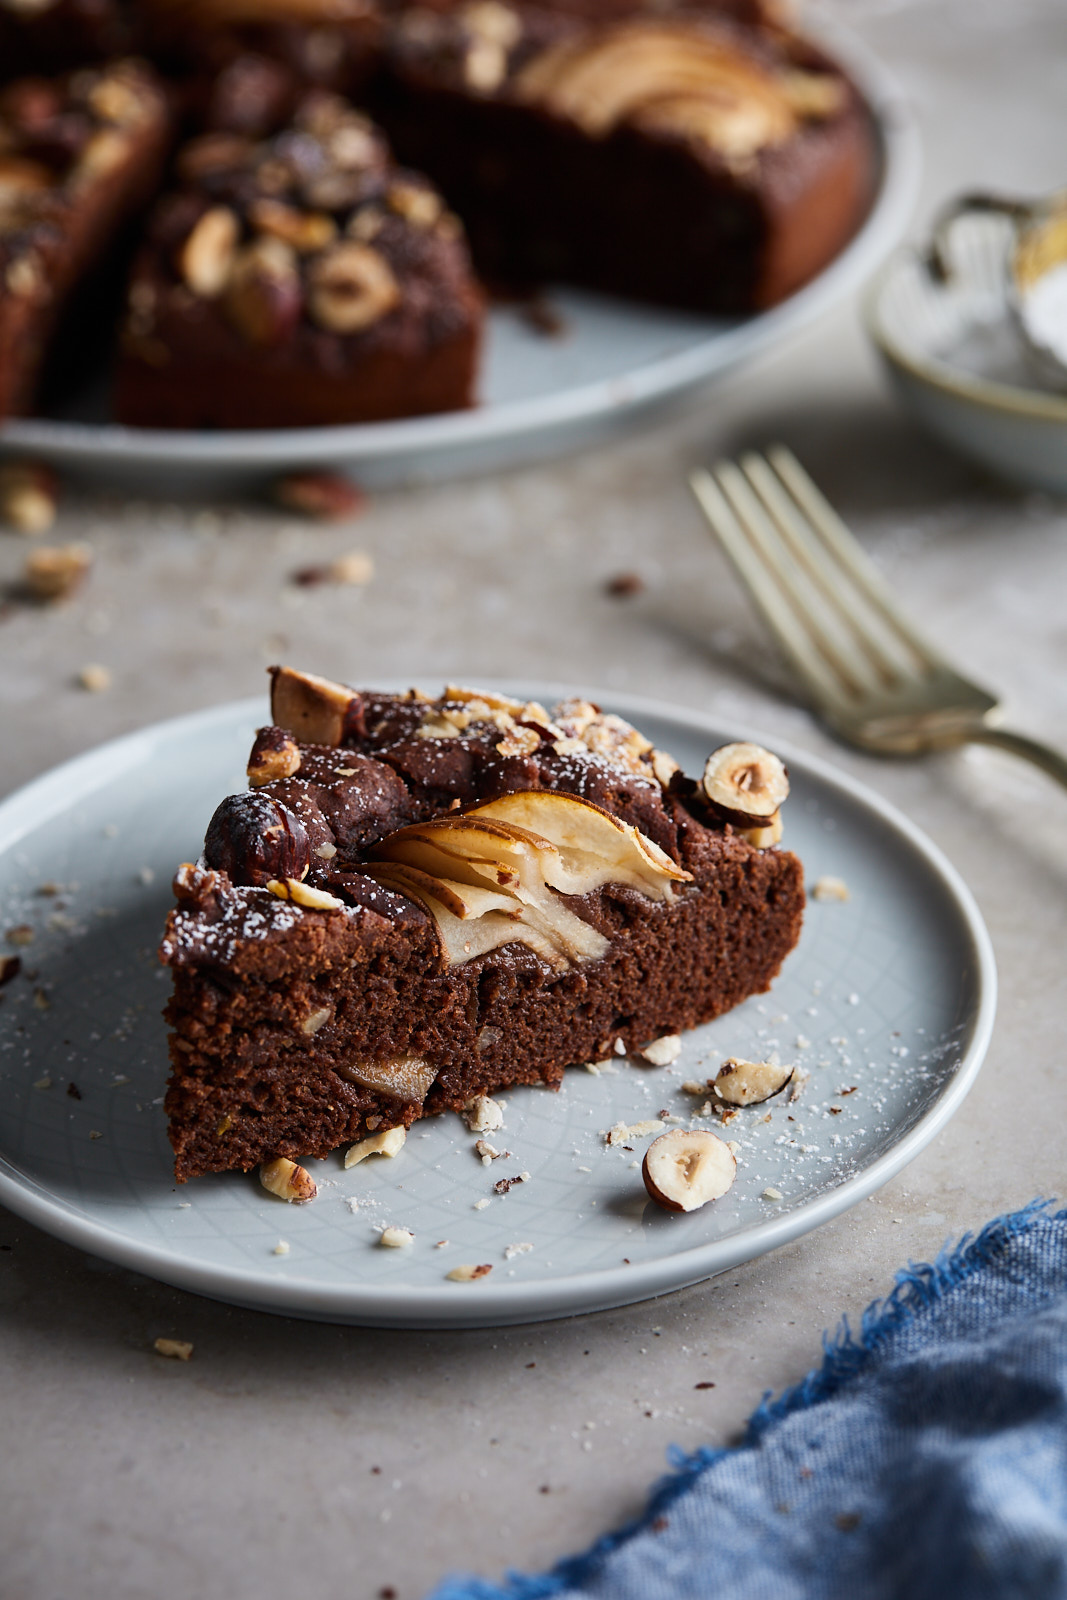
xmin=0 ymin=24 xmax=921 ymax=472
xmin=0 ymin=685 xmax=996 ymax=1327
xmin=865 ymin=244 xmax=1067 ymax=424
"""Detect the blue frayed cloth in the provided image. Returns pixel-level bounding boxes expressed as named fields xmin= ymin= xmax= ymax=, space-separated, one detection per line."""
xmin=434 ymin=1202 xmax=1067 ymax=1600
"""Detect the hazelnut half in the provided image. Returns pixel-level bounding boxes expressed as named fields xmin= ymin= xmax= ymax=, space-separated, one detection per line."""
xmin=701 ymin=742 xmax=789 ymax=827
xmin=642 ymin=1128 xmax=736 ymax=1212
xmin=307 ymin=242 xmax=400 ymax=334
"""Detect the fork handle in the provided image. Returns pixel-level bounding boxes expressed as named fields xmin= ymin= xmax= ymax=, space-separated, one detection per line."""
xmin=968 ymin=725 xmax=1067 ymax=790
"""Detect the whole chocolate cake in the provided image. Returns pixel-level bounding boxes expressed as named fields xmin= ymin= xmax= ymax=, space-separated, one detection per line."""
xmin=161 ymin=668 xmax=805 ymax=1182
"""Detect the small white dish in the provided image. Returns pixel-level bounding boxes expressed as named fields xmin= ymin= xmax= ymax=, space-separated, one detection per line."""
xmin=866 ymin=206 xmax=1067 ymax=493
xmin=0 ymin=685 xmax=995 ymax=1328
xmin=0 ymin=28 xmax=918 ymax=494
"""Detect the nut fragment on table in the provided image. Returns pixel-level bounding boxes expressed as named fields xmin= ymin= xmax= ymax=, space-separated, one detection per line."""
xmin=291 ymin=550 xmax=374 ymax=587
xmin=0 ymin=461 xmax=57 ymax=534
xmin=273 ymin=471 xmax=366 ymax=521
xmin=77 ymin=663 xmax=112 ymax=693
xmin=24 ymin=541 xmax=92 ymax=601
xmin=153 ymin=1337 xmax=194 ymax=1360
xmin=713 ymin=1057 xmax=793 ymax=1106
xmin=642 ymin=1128 xmax=736 ymax=1212
xmin=259 ymin=1155 xmax=318 ymax=1202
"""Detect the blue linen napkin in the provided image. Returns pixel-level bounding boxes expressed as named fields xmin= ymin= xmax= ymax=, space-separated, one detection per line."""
xmin=433 ymin=1201 xmax=1067 ymax=1600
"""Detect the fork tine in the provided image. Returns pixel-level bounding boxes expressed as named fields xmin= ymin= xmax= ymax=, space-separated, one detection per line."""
xmin=765 ymin=445 xmax=946 ymax=673
xmin=712 ymin=461 xmax=887 ymax=700
xmin=738 ymin=452 xmax=912 ymax=687
xmin=689 ymin=467 xmax=857 ymax=714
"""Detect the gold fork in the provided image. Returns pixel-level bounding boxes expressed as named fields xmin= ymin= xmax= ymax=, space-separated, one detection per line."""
xmin=689 ymin=445 xmax=1067 ymax=789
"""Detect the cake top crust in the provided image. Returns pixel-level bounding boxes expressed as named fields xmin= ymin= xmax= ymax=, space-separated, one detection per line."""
xmin=0 ymin=60 xmax=167 ymax=286
xmin=121 ymin=90 xmax=478 ymax=364
xmin=163 ymin=668 xmax=793 ymax=975
xmin=387 ymin=5 xmax=857 ymax=176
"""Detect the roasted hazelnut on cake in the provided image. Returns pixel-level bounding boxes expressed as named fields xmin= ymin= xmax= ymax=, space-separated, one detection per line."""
xmin=160 ymin=668 xmax=804 ymax=1182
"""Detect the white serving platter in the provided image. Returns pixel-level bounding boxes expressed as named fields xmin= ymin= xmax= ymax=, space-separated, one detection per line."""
xmin=0 ymin=684 xmax=995 ymax=1328
xmin=0 ymin=30 xmax=919 ymax=493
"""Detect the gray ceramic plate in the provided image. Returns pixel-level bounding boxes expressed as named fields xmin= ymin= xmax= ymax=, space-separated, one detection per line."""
xmin=0 ymin=29 xmax=919 ymax=494
xmin=0 ymin=686 xmax=995 ymax=1328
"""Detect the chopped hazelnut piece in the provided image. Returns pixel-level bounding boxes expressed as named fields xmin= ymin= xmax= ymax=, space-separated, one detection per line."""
xmin=24 ymin=542 xmax=92 ymax=601
xmin=446 ymin=1262 xmax=493 ymax=1281
xmin=248 ymin=198 xmax=337 ymax=253
xmin=77 ymin=664 xmax=112 ymax=693
xmin=0 ymin=461 xmax=56 ymax=534
xmin=260 ymin=1156 xmax=318 ymax=1203
xmin=380 ymin=1225 xmax=415 ymax=1248
xmin=742 ymin=812 xmax=783 ymax=849
xmin=714 ymin=1057 xmax=793 ymax=1106
xmin=269 ymin=664 xmax=360 ymax=744
xmin=605 ymin=571 xmax=644 ymax=597
xmin=153 ymin=1338 xmax=193 ymax=1360
xmin=606 ymin=1119 xmax=664 ymax=1146
xmin=344 ymin=1125 xmax=406 ymax=1168
xmin=463 ymin=1095 xmax=504 ymax=1133
xmin=247 ymin=727 xmax=301 ymax=786
xmin=811 ymin=875 xmax=850 ymax=902
xmin=273 ymin=471 xmax=366 ymax=521
xmin=267 ymin=877 xmax=345 ymax=911
xmin=641 ymin=1034 xmax=681 ymax=1066
xmin=178 ymin=205 xmax=239 ymax=298
xmin=329 ymin=550 xmax=375 ymax=586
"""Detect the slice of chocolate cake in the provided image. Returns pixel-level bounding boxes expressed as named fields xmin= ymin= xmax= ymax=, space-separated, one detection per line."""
xmin=160 ymin=668 xmax=804 ymax=1182
xmin=113 ymin=90 xmax=483 ymax=428
xmin=378 ymin=5 xmax=877 ymax=311
xmin=0 ymin=60 xmax=171 ymax=421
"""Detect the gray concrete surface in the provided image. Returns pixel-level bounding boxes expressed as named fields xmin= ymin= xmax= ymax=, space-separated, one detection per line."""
xmin=3 ymin=2 xmax=1067 ymax=1596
